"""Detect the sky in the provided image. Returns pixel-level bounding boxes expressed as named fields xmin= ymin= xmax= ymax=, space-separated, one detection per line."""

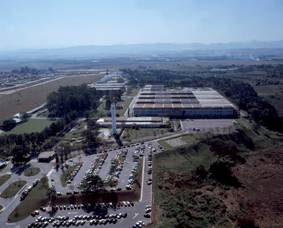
xmin=0 ymin=0 xmax=283 ymax=50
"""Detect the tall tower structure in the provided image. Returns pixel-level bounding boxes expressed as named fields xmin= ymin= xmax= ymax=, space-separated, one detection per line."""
xmin=111 ymin=103 xmax=117 ymax=135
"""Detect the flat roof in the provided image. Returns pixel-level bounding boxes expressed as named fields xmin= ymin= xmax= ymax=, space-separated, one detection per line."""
xmin=38 ymin=151 xmax=55 ymax=159
xmin=133 ymin=86 xmax=237 ymax=110
xmin=97 ymin=116 xmax=166 ymax=123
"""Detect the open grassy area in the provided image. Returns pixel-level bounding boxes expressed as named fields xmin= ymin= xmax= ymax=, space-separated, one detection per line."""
xmin=60 ymin=163 xmax=82 ymax=187
xmin=60 ymin=120 xmax=86 ymax=149
xmin=123 ymin=128 xmax=171 ymax=142
xmin=158 ymin=133 xmax=207 ymax=150
xmin=0 ymin=73 xmax=103 ymax=122
xmin=7 ymin=177 xmax=49 ymax=222
xmin=117 ymin=96 xmax=134 ymax=116
xmin=24 ymin=167 xmax=40 ymax=177
xmin=0 ymin=180 xmax=26 ymax=198
xmin=4 ymin=119 xmax=55 ymax=135
xmin=0 ymin=174 xmax=11 ymax=187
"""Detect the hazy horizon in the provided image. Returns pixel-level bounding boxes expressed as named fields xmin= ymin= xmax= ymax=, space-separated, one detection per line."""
xmin=0 ymin=0 xmax=283 ymax=51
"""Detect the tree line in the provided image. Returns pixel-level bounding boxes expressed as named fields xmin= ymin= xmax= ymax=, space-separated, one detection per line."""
xmin=47 ymin=84 xmax=102 ymax=117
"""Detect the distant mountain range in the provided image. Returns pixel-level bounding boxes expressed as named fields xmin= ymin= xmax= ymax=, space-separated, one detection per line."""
xmin=1 ymin=40 xmax=283 ymax=60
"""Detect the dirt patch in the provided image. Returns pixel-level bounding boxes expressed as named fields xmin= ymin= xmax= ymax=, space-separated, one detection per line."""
xmin=232 ymin=148 xmax=283 ymax=227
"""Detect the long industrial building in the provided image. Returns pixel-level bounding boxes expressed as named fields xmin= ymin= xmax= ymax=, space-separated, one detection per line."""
xmin=96 ymin=117 xmax=169 ymax=128
xmin=132 ymin=85 xmax=239 ymax=118
xmin=88 ymin=72 xmax=126 ymax=93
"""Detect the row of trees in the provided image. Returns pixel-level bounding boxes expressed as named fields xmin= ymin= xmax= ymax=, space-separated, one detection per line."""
xmin=47 ymin=85 xmax=102 ymax=117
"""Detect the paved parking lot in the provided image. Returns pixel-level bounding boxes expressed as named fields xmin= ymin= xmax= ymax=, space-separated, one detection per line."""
xmin=0 ymin=141 xmax=163 ymax=228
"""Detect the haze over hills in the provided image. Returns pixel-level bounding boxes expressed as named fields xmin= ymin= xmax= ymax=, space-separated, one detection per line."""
xmin=1 ymin=40 xmax=283 ymax=60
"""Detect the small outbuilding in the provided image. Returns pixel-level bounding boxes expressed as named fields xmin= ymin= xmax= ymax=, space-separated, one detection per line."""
xmin=38 ymin=151 xmax=55 ymax=163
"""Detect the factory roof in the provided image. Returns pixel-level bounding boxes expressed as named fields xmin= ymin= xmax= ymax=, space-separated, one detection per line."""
xmin=133 ymin=86 xmax=237 ymax=109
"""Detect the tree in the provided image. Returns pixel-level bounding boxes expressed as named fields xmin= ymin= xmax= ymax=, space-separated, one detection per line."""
xmin=84 ymin=119 xmax=99 ymax=153
xmin=81 ymin=175 xmax=103 ymax=192
xmin=209 ymin=161 xmax=241 ymax=187
xmin=1 ymin=119 xmax=16 ymax=131
xmin=11 ymin=145 xmax=29 ymax=165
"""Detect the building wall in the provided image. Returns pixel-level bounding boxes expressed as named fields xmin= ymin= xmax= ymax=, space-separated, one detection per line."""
xmin=133 ymin=107 xmax=238 ymax=118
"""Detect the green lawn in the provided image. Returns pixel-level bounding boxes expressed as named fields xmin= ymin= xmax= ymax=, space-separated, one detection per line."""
xmin=123 ymin=128 xmax=170 ymax=142
xmin=117 ymin=96 xmax=134 ymax=116
xmin=0 ymin=180 xmax=27 ymax=198
xmin=5 ymin=119 xmax=55 ymax=135
xmin=126 ymin=87 xmax=139 ymax=96
xmin=0 ymin=174 xmax=11 ymax=187
xmin=8 ymin=177 xmax=49 ymax=222
xmin=24 ymin=167 xmax=40 ymax=177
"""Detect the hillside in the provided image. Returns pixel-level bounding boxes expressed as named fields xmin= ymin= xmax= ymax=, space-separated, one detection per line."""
xmin=152 ymin=119 xmax=283 ymax=227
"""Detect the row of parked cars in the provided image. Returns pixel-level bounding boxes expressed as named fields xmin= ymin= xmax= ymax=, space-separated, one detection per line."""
xmin=20 ymin=179 xmax=39 ymax=201
xmin=144 ymin=205 xmax=152 ymax=218
xmin=28 ymin=212 xmax=128 ymax=227
xmin=80 ymin=153 xmax=108 ymax=187
xmin=105 ymin=149 xmax=128 ymax=187
xmin=132 ymin=220 xmax=145 ymax=228
xmin=66 ymin=163 xmax=82 ymax=185
xmin=126 ymin=161 xmax=139 ymax=191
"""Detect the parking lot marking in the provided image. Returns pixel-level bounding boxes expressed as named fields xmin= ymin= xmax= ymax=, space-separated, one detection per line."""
xmin=68 ymin=212 xmax=78 ymax=215
xmin=132 ymin=212 xmax=139 ymax=219
xmin=139 ymin=157 xmax=145 ymax=202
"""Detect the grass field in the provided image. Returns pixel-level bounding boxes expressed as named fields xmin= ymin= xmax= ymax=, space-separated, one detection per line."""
xmin=0 ymin=73 xmax=103 ymax=122
xmin=24 ymin=167 xmax=40 ymax=177
xmin=0 ymin=180 xmax=26 ymax=198
xmin=4 ymin=119 xmax=55 ymax=135
xmin=117 ymin=96 xmax=134 ymax=116
xmin=122 ymin=128 xmax=170 ymax=142
xmin=0 ymin=174 xmax=11 ymax=187
xmin=8 ymin=177 xmax=49 ymax=222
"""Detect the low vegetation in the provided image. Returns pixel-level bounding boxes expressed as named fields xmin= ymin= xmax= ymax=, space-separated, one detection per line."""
xmin=0 ymin=174 xmax=11 ymax=187
xmin=24 ymin=166 xmax=40 ymax=177
xmin=123 ymin=128 xmax=171 ymax=143
xmin=0 ymin=180 xmax=27 ymax=198
xmin=153 ymin=120 xmax=283 ymax=227
xmin=7 ymin=177 xmax=49 ymax=222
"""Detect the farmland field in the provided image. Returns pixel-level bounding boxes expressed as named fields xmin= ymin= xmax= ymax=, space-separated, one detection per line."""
xmin=0 ymin=73 xmax=103 ymax=122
